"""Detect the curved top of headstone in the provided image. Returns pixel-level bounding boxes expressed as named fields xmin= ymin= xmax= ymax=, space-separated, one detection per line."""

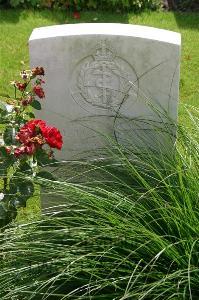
xmin=29 ymin=23 xmax=181 ymax=45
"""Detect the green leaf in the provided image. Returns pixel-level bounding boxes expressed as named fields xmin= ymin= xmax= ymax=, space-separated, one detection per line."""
xmin=0 ymin=146 xmax=7 ymax=157
xmin=0 ymin=115 xmax=8 ymax=124
xmin=3 ymin=127 xmax=14 ymax=145
xmin=11 ymin=197 xmax=27 ymax=208
xmin=0 ymin=156 xmax=15 ymax=175
xmin=26 ymin=112 xmax=35 ymax=119
xmin=9 ymin=178 xmax=35 ymax=209
xmin=9 ymin=178 xmax=34 ymax=198
xmin=0 ymin=202 xmax=7 ymax=219
xmin=37 ymin=171 xmax=55 ymax=181
xmin=0 ymin=167 xmax=7 ymax=177
xmin=36 ymin=148 xmax=56 ymax=166
xmin=31 ymin=99 xmax=41 ymax=110
xmin=19 ymin=162 xmax=32 ymax=173
xmin=0 ymin=195 xmax=18 ymax=228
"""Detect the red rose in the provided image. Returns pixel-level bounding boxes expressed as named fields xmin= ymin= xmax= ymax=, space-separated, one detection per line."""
xmin=14 ymin=144 xmax=36 ymax=157
xmin=24 ymin=119 xmax=46 ymax=131
xmin=33 ymin=85 xmax=45 ymax=98
xmin=16 ymin=120 xmax=46 ymax=145
xmin=14 ymin=146 xmax=26 ymax=157
xmin=41 ymin=126 xmax=63 ymax=150
xmin=15 ymin=119 xmax=63 ymax=157
xmin=16 ymin=126 xmax=33 ymax=144
xmin=16 ymin=82 xmax=27 ymax=91
xmin=25 ymin=143 xmax=36 ymax=155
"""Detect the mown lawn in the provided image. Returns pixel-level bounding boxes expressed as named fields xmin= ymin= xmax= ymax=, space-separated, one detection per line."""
xmin=0 ymin=9 xmax=198 ymax=108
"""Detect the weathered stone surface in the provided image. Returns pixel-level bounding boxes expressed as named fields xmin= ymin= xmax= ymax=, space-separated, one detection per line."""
xmin=29 ymin=24 xmax=181 ymax=211
xmin=29 ymin=24 xmax=181 ymax=161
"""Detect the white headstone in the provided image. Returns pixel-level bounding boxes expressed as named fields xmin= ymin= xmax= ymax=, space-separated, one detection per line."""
xmin=29 ymin=24 xmax=181 ymax=160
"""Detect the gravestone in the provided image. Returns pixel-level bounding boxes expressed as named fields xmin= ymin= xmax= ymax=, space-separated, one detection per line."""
xmin=29 ymin=24 xmax=181 ymax=211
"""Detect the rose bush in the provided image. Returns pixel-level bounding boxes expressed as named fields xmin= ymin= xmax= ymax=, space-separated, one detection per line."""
xmin=0 ymin=67 xmax=63 ymax=229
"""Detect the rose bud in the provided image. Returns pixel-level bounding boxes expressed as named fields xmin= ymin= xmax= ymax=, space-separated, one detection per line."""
xmin=16 ymin=82 xmax=27 ymax=91
xmin=31 ymin=67 xmax=45 ymax=77
xmin=33 ymin=85 xmax=45 ymax=99
xmin=5 ymin=146 xmax=12 ymax=154
xmin=22 ymin=99 xmax=29 ymax=106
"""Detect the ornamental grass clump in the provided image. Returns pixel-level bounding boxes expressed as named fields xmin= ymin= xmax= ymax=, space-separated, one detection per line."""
xmin=0 ymin=106 xmax=198 ymax=299
xmin=0 ymin=67 xmax=63 ymax=228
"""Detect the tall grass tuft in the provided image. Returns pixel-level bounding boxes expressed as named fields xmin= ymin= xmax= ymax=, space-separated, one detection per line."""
xmin=0 ymin=107 xmax=198 ymax=299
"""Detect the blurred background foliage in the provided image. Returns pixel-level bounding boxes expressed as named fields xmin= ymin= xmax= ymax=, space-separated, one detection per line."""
xmin=0 ymin=0 xmax=198 ymax=12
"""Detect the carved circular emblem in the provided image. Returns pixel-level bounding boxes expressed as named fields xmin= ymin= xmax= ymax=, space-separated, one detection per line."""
xmin=71 ymin=40 xmax=138 ymax=111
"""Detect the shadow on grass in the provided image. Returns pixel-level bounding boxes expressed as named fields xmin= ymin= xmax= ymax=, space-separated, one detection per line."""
xmin=0 ymin=8 xmax=21 ymax=23
xmin=173 ymin=11 xmax=199 ymax=30
xmin=0 ymin=9 xmax=66 ymax=24
xmin=1 ymin=8 xmax=199 ymax=29
xmin=0 ymin=8 xmax=129 ymax=24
